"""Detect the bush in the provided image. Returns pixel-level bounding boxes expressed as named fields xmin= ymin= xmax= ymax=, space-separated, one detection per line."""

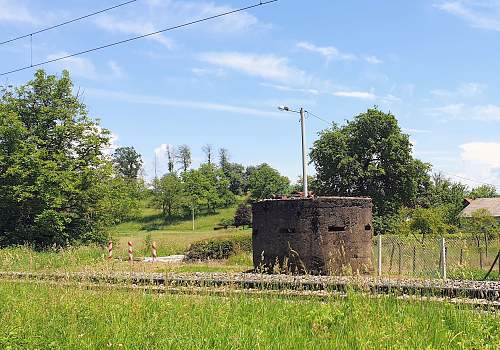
xmin=186 ymin=236 xmax=252 ymax=261
xmin=234 ymin=204 xmax=252 ymax=228
xmin=218 ymin=218 xmax=235 ymax=229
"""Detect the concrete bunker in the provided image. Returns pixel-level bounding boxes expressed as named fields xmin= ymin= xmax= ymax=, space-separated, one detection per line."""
xmin=252 ymin=197 xmax=373 ymax=275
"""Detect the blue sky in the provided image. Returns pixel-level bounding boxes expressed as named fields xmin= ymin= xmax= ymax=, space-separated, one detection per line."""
xmin=1 ymin=0 xmax=500 ymax=189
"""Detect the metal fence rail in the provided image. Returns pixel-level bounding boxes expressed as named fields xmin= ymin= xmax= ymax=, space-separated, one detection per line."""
xmin=373 ymin=235 xmax=500 ymax=279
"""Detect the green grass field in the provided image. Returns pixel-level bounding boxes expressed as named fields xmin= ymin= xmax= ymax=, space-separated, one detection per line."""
xmin=0 ymin=204 xmax=253 ymax=274
xmin=0 ymin=282 xmax=498 ymax=350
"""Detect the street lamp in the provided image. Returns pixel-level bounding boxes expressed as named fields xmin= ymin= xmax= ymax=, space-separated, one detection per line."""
xmin=278 ymin=106 xmax=308 ymax=197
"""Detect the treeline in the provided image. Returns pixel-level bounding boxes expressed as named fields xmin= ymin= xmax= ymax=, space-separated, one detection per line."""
xmin=151 ymin=145 xmax=290 ymax=220
xmin=112 ymin=143 xmax=292 ymax=222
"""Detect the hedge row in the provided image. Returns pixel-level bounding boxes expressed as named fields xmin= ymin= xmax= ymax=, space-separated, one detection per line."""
xmin=185 ymin=236 xmax=252 ymax=261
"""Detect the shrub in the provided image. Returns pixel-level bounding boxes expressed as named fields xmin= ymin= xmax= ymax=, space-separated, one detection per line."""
xmin=234 ymin=204 xmax=252 ymax=228
xmin=186 ymin=236 xmax=252 ymax=261
xmin=218 ymin=218 xmax=235 ymax=229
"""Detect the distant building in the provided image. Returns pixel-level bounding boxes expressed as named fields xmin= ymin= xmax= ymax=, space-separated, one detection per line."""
xmin=460 ymin=198 xmax=500 ymax=221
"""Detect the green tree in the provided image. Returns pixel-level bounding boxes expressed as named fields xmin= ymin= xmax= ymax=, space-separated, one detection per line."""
xmin=409 ymin=207 xmax=449 ymax=243
xmin=310 ymin=108 xmax=431 ymax=231
xmin=234 ymin=203 xmax=252 ymax=228
xmin=112 ymin=146 xmax=143 ymax=179
xmin=181 ymin=168 xmax=206 ymax=216
xmin=425 ymin=173 xmax=468 ymax=226
xmin=468 ymin=185 xmax=497 ymax=199
xmin=152 ymin=173 xmax=183 ymax=220
xmin=247 ymin=163 xmax=290 ymax=200
xmin=221 ymin=162 xmax=245 ymax=195
xmin=0 ymin=70 xmax=119 ymax=247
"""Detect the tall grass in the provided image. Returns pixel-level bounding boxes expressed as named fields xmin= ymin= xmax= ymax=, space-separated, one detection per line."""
xmin=0 ymin=282 xmax=497 ymax=349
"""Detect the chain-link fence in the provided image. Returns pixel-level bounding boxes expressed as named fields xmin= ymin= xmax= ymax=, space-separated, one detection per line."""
xmin=372 ymin=235 xmax=500 ymax=279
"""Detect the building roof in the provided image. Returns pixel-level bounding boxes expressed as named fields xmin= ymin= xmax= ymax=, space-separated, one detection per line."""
xmin=460 ymin=198 xmax=500 ymax=218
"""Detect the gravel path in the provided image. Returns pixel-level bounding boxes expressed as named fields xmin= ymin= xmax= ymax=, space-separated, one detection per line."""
xmin=0 ymin=271 xmax=499 ymax=301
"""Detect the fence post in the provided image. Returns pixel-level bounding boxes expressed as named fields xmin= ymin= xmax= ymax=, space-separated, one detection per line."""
xmin=107 ymin=240 xmax=113 ymax=260
xmin=151 ymin=241 xmax=158 ymax=262
xmin=398 ymin=244 xmax=402 ymax=275
xmin=128 ymin=241 xmax=133 ymax=262
xmin=479 ymin=248 xmax=483 ymax=269
xmin=440 ymin=237 xmax=447 ymax=279
xmin=412 ymin=246 xmax=416 ymax=274
xmin=377 ymin=234 xmax=382 ymax=277
xmin=460 ymin=248 xmax=463 ymax=266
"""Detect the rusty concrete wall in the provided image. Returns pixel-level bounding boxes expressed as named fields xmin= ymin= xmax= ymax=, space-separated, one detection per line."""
xmin=252 ymin=197 xmax=373 ymax=275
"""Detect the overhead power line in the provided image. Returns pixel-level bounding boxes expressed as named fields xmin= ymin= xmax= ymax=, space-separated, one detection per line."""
xmin=306 ymin=111 xmax=333 ymax=126
xmin=0 ymin=0 xmax=278 ymax=76
xmin=0 ymin=0 xmax=138 ymax=45
xmin=438 ymin=171 xmax=499 ymax=189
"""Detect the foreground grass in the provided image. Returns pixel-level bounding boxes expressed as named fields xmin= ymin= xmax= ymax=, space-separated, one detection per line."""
xmin=0 ymin=282 xmax=497 ymax=350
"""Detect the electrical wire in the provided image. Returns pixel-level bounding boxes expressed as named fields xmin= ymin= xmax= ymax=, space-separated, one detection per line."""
xmin=0 ymin=0 xmax=138 ymax=45
xmin=0 ymin=0 xmax=279 ymax=76
xmin=437 ymin=171 xmax=499 ymax=189
xmin=305 ymin=110 xmax=333 ymax=126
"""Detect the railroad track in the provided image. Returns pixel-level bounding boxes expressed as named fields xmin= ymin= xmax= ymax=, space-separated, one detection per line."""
xmin=0 ymin=271 xmax=499 ymax=307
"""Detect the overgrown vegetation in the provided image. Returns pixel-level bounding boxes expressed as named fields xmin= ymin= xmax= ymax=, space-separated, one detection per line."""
xmin=0 ymin=283 xmax=497 ymax=349
xmin=186 ymin=236 xmax=252 ymax=261
xmin=0 ymin=70 xmax=141 ymax=248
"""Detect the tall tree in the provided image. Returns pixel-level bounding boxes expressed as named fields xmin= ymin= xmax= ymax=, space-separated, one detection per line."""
xmin=0 ymin=70 xmax=122 ymax=247
xmin=202 ymin=144 xmax=213 ymax=164
xmin=247 ymin=163 xmax=290 ymax=200
xmin=166 ymin=144 xmax=176 ymax=173
xmin=112 ymin=146 xmax=143 ymax=179
xmin=177 ymin=144 xmax=192 ymax=172
xmin=219 ymin=148 xmax=230 ymax=170
xmin=310 ymin=108 xmax=431 ymax=230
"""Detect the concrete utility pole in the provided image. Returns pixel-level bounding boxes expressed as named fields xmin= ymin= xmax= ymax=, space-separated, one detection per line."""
xmin=192 ymin=206 xmax=195 ymax=231
xmin=300 ymin=107 xmax=308 ymax=197
xmin=278 ymin=106 xmax=308 ymax=198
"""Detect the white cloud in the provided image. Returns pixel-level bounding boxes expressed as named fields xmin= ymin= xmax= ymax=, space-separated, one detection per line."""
xmin=94 ymin=15 xmax=174 ymax=48
xmin=332 ymin=91 xmax=376 ymax=100
xmin=363 ymin=55 xmax=384 ymax=64
xmin=85 ymin=88 xmax=285 ymax=119
xmin=199 ymin=52 xmax=312 ymax=85
xmin=435 ymin=1 xmax=500 ymax=31
xmin=94 ymin=0 xmax=264 ymax=49
xmin=430 ymin=82 xmax=485 ymax=98
xmin=429 ymin=103 xmax=500 ymax=121
xmin=46 ymin=52 xmax=97 ymax=79
xmin=296 ymin=42 xmax=357 ymax=61
xmin=458 ymin=142 xmax=500 ymax=189
xmin=297 ymin=41 xmax=383 ymax=64
xmin=0 ymin=0 xmax=38 ymax=24
xmin=172 ymin=1 xmax=261 ymax=33
xmin=259 ymin=82 xmax=320 ymax=95
xmin=461 ymin=142 xmax=500 ymax=167
xmin=108 ymin=60 xmax=124 ymax=78
xmin=191 ymin=67 xmax=226 ymax=78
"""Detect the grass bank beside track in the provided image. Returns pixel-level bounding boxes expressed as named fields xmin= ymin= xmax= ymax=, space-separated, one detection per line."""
xmin=0 ymin=282 xmax=498 ymax=350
